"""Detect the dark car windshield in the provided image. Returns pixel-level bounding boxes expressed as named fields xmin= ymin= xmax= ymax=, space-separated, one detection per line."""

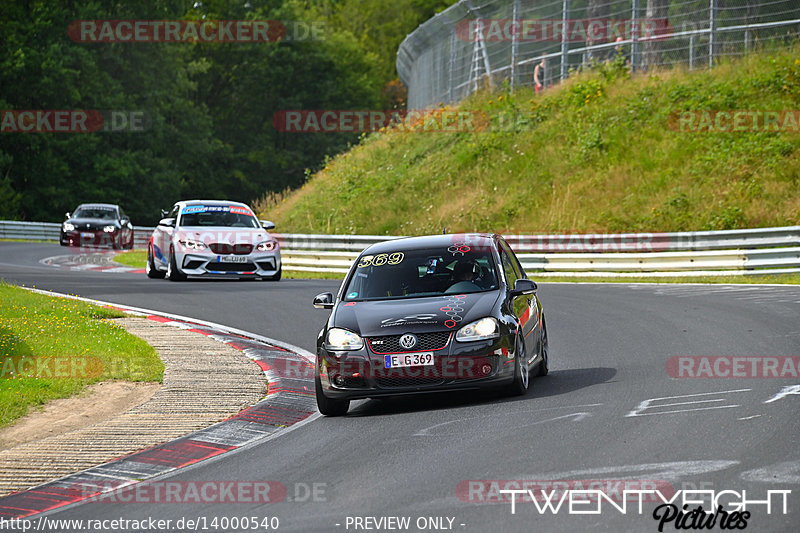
xmin=179 ymin=205 xmax=259 ymax=228
xmin=73 ymin=207 xmax=116 ymax=220
xmin=344 ymin=247 xmax=499 ymax=301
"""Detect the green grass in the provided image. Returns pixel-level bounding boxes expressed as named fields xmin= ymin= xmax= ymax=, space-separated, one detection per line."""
xmin=262 ymin=46 xmax=800 ymax=236
xmin=0 ymin=283 xmax=164 ymax=428
xmin=114 ymin=250 xmax=147 ymax=268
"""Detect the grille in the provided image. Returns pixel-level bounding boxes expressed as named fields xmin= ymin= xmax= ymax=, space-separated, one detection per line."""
xmin=205 ymin=262 xmax=256 ymax=272
xmin=376 ymin=376 xmax=444 ymax=388
xmin=367 ymin=331 xmax=451 ymax=354
xmin=257 ymin=259 xmax=276 ymax=270
xmin=209 ymin=243 xmax=253 ymax=255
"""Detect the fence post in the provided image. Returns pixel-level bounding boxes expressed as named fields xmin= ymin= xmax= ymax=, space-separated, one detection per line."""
xmin=630 ymin=0 xmax=640 ymax=72
xmin=709 ymin=0 xmax=717 ymax=67
xmin=448 ymin=30 xmax=456 ymax=103
xmin=560 ymin=0 xmax=570 ymax=81
xmin=689 ymin=34 xmax=695 ymax=70
xmin=510 ymin=0 xmax=519 ymax=90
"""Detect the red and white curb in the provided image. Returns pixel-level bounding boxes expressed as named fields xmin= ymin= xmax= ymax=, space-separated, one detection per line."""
xmin=0 ymin=290 xmax=318 ymax=519
xmin=40 ymin=252 xmax=145 ymax=274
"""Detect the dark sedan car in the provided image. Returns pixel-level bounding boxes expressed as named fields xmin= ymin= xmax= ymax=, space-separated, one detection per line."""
xmin=60 ymin=203 xmax=134 ymax=249
xmin=312 ymin=233 xmax=549 ymax=416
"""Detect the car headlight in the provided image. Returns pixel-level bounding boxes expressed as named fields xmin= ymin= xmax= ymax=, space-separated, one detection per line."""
xmin=256 ymin=240 xmax=277 ymax=251
xmin=63 ymin=223 xmax=75 ymax=232
xmin=103 ymin=225 xmax=116 ymax=233
xmin=456 ymin=317 xmax=500 ymax=342
xmin=325 ymin=328 xmax=364 ymax=351
xmin=179 ymin=239 xmax=207 ymax=250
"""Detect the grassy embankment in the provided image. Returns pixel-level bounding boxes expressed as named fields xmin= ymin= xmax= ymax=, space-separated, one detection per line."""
xmin=260 ymin=48 xmax=800 ymax=234
xmin=0 ymin=283 xmax=163 ymax=427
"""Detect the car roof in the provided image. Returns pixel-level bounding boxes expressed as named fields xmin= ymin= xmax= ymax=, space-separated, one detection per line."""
xmin=76 ymin=203 xmax=118 ymax=210
xmin=361 ymin=233 xmax=498 ymax=254
xmin=177 ymin=199 xmax=251 ymax=208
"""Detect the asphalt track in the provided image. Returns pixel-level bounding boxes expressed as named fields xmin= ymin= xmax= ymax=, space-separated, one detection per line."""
xmin=1 ymin=242 xmax=799 ymax=532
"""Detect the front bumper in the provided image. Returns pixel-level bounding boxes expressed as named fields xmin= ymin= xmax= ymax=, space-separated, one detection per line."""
xmin=176 ymin=251 xmax=281 ymax=277
xmin=317 ymin=335 xmax=517 ymax=400
xmin=60 ymin=230 xmax=118 ymax=247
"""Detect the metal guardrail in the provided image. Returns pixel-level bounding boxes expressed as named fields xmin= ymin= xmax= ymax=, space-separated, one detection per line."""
xmin=2 ymin=221 xmax=799 ymax=277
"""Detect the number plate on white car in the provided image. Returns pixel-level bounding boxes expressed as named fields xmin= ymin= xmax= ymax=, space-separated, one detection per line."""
xmin=219 ymin=256 xmax=248 ymax=263
xmin=384 ymin=352 xmax=434 ymax=368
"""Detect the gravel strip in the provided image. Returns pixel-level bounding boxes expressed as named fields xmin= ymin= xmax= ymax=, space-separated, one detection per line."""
xmin=0 ymin=317 xmax=266 ymax=496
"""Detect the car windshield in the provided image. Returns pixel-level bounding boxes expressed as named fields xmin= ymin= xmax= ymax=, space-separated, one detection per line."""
xmin=73 ymin=207 xmax=116 ymax=220
xmin=179 ymin=205 xmax=259 ymax=228
xmin=344 ymin=247 xmax=499 ymax=301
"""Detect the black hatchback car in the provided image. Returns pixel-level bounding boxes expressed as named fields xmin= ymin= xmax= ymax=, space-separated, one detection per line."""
xmin=60 ymin=203 xmax=134 ymax=249
xmin=312 ymin=233 xmax=549 ymax=416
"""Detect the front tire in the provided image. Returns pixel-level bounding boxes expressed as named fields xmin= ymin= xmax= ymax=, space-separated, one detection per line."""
xmin=315 ymin=374 xmax=349 ymax=416
xmin=508 ymin=336 xmax=530 ymax=396
xmin=166 ymin=246 xmax=187 ymax=281
xmin=146 ymin=244 xmax=165 ymax=279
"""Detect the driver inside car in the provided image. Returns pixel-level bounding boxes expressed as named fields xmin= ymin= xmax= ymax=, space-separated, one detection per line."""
xmin=446 ymin=259 xmax=482 ymax=293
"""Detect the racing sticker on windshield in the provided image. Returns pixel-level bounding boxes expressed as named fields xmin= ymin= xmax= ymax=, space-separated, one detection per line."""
xmin=357 ymin=252 xmax=404 ymax=268
xmin=441 ymin=294 xmax=467 ymax=328
xmin=448 ymin=242 xmax=471 ymax=256
xmin=181 ymin=205 xmax=253 ymax=216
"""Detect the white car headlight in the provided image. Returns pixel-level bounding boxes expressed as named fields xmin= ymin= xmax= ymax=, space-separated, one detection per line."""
xmin=456 ymin=317 xmax=500 ymax=342
xmin=325 ymin=328 xmax=364 ymax=351
xmin=103 ymin=225 xmax=116 ymax=233
xmin=257 ymin=240 xmax=277 ymax=251
xmin=63 ymin=223 xmax=75 ymax=232
xmin=179 ymin=238 xmax=207 ymax=250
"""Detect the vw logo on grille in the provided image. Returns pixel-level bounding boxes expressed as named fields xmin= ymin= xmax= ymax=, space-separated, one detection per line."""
xmin=399 ymin=334 xmax=418 ymax=349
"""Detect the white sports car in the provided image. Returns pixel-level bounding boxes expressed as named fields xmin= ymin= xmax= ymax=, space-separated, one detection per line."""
xmin=146 ymin=200 xmax=281 ymax=281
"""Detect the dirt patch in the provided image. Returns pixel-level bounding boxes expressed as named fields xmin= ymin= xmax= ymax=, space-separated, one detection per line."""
xmin=0 ymin=381 xmax=159 ymax=450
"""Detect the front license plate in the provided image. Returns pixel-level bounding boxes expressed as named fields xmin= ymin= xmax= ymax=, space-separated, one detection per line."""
xmin=80 ymin=232 xmax=94 ymax=239
xmin=219 ymin=256 xmax=247 ymax=263
xmin=384 ymin=352 xmax=434 ymax=368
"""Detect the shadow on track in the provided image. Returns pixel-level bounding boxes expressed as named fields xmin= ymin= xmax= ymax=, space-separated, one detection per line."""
xmin=344 ymin=367 xmax=617 ymax=417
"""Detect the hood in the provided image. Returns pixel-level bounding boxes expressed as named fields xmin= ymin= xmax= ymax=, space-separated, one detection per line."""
xmin=66 ymin=217 xmax=118 ymax=228
xmin=333 ymin=291 xmax=500 ymax=337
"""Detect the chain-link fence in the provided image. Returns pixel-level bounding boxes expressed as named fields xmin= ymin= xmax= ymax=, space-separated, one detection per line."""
xmin=397 ymin=0 xmax=800 ymax=109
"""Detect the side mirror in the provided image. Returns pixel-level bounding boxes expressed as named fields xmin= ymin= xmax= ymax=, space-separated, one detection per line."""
xmin=510 ymin=278 xmax=537 ymax=297
xmin=261 ymin=220 xmax=275 ymax=230
xmin=158 ymin=217 xmax=176 ymax=228
xmin=65 ymin=212 xmax=71 ymax=219
xmin=313 ymin=292 xmax=335 ymax=309
xmin=160 ymin=209 xmax=168 ymax=218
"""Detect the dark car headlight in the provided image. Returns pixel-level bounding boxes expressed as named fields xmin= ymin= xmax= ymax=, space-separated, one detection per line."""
xmin=63 ymin=222 xmax=75 ymax=232
xmin=456 ymin=317 xmax=500 ymax=342
xmin=103 ymin=225 xmax=116 ymax=233
xmin=325 ymin=328 xmax=364 ymax=350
